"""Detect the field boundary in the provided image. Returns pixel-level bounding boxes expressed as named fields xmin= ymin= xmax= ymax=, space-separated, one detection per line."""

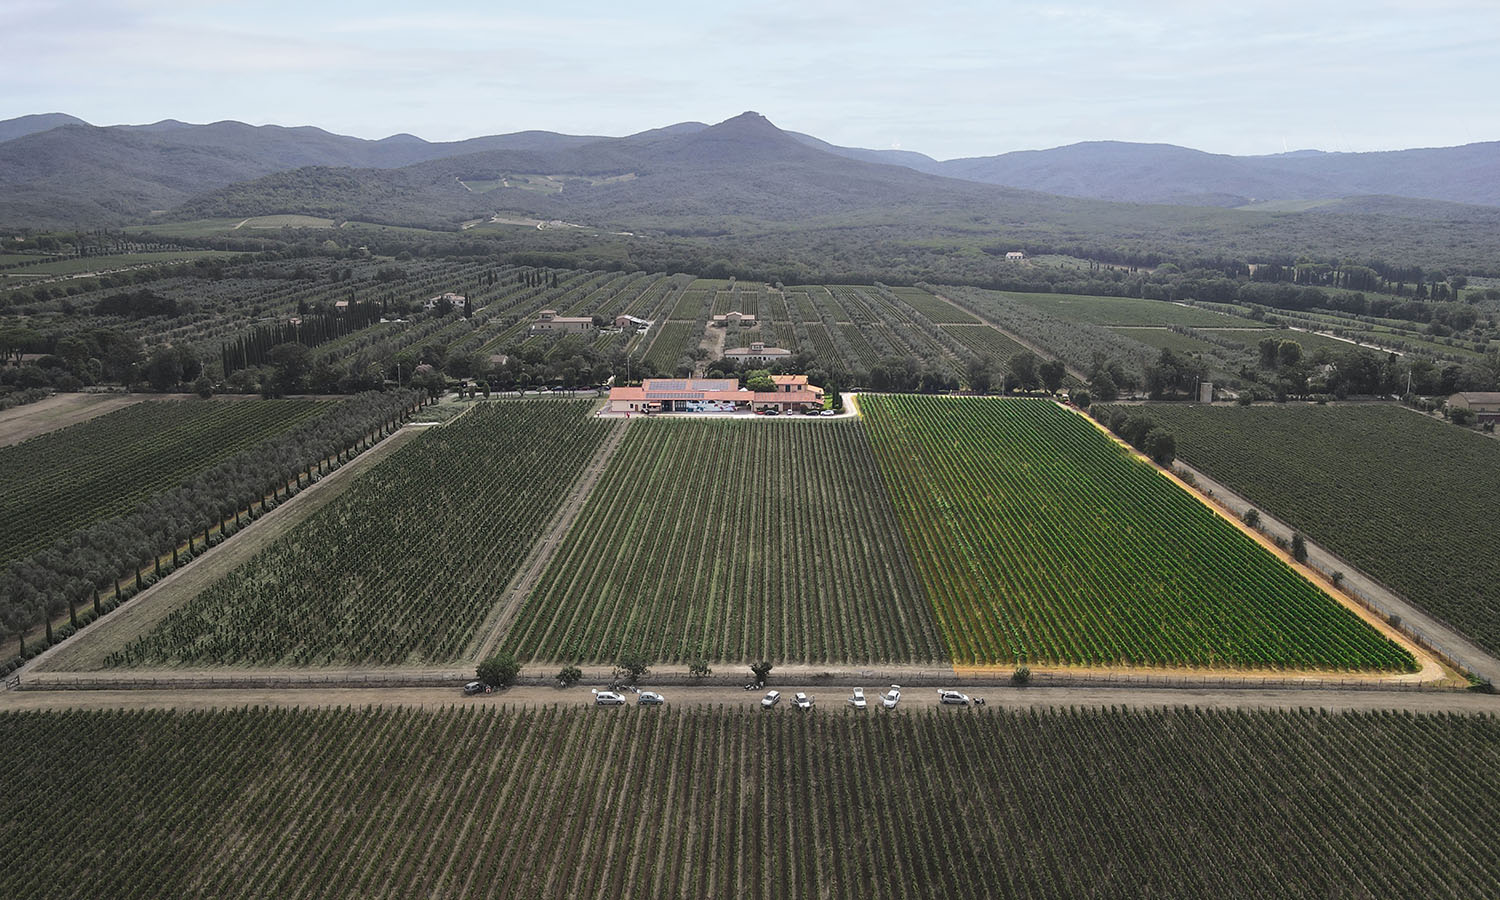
xmin=466 ymin=418 xmax=632 ymax=661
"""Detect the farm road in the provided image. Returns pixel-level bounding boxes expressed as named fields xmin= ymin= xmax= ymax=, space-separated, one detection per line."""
xmin=930 ymin=291 xmax=1089 ymax=382
xmin=4 ymin=683 xmax=1498 ymax=716
xmin=468 ymin=417 xmax=632 ymax=660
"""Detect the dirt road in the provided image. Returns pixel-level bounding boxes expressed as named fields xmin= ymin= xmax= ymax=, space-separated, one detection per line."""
xmin=1176 ymin=459 xmax=1500 ymax=686
xmin=4 ymin=683 xmax=1496 ymax=715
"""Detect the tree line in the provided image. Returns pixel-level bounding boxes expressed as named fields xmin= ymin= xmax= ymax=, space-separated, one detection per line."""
xmin=0 ymin=389 xmax=422 ymax=672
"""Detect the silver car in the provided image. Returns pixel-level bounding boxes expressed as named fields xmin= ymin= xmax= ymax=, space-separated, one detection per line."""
xmin=938 ymin=690 xmax=970 ymax=706
xmin=761 ymin=690 xmax=782 ymax=708
xmin=793 ymin=692 xmax=813 ymax=710
xmin=848 ymin=688 xmax=867 ymax=710
xmin=593 ymin=690 xmax=627 ymax=706
xmin=638 ymin=691 xmax=665 ymax=706
xmin=881 ymin=685 xmax=901 ymax=709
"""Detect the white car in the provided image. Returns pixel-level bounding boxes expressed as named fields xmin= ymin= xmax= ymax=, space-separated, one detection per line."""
xmin=848 ymin=688 xmax=867 ymax=709
xmin=938 ymin=690 xmax=971 ymax=706
xmin=793 ymin=692 xmax=813 ymax=710
xmin=593 ymin=690 xmax=627 ymax=706
xmin=637 ymin=691 xmax=665 ymax=706
xmin=761 ymin=690 xmax=782 ymax=708
xmin=881 ymin=685 xmax=901 ymax=709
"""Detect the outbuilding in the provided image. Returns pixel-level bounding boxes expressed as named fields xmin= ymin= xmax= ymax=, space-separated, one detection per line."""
xmin=1449 ymin=392 xmax=1500 ymax=423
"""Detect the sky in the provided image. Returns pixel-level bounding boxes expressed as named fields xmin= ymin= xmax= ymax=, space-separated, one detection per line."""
xmin=4 ymin=0 xmax=1498 ymax=159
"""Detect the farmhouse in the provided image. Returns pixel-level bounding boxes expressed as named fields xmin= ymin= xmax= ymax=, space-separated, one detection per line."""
xmin=424 ymin=292 xmax=465 ymax=311
xmin=712 ymin=311 xmax=757 ymax=326
xmin=1449 ymin=391 xmax=1500 ymax=423
xmin=531 ymin=309 xmax=596 ymax=334
xmin=608 ymin=376 xmax=823 ymax=414
xmin=1006 ymin=251 xmax=1025 ymax=261
xmin=614 ymin=314 xmax=653 ymax=330
xmin=723 ymin=341 xmax=791 ymax=364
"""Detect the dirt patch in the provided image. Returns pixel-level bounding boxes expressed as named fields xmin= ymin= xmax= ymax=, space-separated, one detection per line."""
xmin=32 ymin=427 xmax=424 ymax=672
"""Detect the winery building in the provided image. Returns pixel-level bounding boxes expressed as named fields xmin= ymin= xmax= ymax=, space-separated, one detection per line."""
xmin=1449 ymin=392 xmax=1500 ymax=423
xmin=531 ymin=309 xmax=596 ymax=334
xmin=608 ymin=376 xmax=824 ymax=414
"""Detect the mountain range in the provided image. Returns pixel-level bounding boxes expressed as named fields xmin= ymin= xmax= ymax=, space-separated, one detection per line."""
xmin=3 ymin=111 xmax=1499 ymax=230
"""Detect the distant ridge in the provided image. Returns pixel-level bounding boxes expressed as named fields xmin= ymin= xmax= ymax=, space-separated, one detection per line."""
xmin=0 ymin=110 xmax=1498 ymax=230
xmin=0 ymin=112 xmax=89 ymax=143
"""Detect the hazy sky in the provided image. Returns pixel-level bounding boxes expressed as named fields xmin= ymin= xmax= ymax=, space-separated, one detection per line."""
xmin=5 ymin=0 xmax=1497 ymax=159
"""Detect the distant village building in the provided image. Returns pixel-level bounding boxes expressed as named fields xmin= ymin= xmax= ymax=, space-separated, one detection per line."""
xmin=424 ymin=292 xmax=466 ymax=311
xmin=723 ymin=341 xmax=791 ymax=364
xmin=333 ymin=300 xmax=350 ymax=313
xmin=712 ymin=311 xmax=757 ymax=327
xmin=1006 ymin=251 xmax=1026 ymax=261
xmin=608 ymin=377 xmax=823 ymax=414
xmin=1449 ymin=392 xmax=1500 ymax=423
xmin=531 ymin=309 xmax=596 ymax=334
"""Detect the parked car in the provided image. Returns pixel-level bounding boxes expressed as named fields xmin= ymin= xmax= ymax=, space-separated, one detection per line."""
xmin=881 ymin=685 xmax=901 ymax=709
xmin=638 ymin=691 xmax=665 ymax=706
xmin=820 ymin=409 xmax=837 ymax=416
xmin=761 ymin=690 xmax=782 ymax=708
xmin=938 ymin=690 xmax=971 ymax=706
xmin=463 ymin=681 xmax=486 ymax=696
xmin=793 ymin=692 xmax=813 ymax=710
xmin=848 ymin=687 xmax=867 ymax=709
xmin=593 ymin=690 xmax=627 ymax=706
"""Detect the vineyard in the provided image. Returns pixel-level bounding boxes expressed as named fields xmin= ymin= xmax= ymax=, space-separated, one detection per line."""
xmin=3 ymin=705 xmax=1499 ymax=899
xmin=1140 ymin=404 xmax=1500 ymax=656
xmin=859 ymin=395 xmax=1415 ymax=670
xmin=105 ymin=401 xmax=614 ymax=666
xmin=0 ymin=398 xmax=331 ymax=565
xmin=998 ymin=291 xmax=1265 ymax=328
xmin=502 ymin=419 xmax=944 ymax=664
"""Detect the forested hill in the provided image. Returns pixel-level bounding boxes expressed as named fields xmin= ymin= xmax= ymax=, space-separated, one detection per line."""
xmin=933 ymin=140 xmax=1500 ymax=208
xmin=7 ymin=110 xmax=1500 ymax=272
xmin=0 ymin=118 xmax=604 ymax=225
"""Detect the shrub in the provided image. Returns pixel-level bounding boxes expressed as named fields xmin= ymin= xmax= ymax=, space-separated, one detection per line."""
xmin=1012 ymin=665 xmax=1032 ymax=685
xmin=1291 ymin=533 xmax=1308 ymax=563
xmin=615 ymin=650 xmax=653 ymax=682
xmin=556 ymin=665 xmax=582 ymax=687
xmin=477 ymin=651 xmax=521 ymax=688
xmin=687 ymin=660 xmax=713 ymax=678
xmin=750 ymin=660 xmax=774 ymax=684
